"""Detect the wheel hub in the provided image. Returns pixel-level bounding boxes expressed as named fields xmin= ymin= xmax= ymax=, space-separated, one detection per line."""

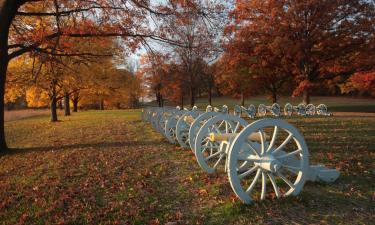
xmin=254 ymin=154 xmax=281 ymax=173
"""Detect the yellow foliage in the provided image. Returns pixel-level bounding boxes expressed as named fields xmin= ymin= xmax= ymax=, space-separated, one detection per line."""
xmin=26 ymin=87 xmax=49 ymax=107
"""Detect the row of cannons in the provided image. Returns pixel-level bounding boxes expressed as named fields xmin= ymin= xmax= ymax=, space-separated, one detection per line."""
xmin=235 ymin=103 xmax=331 ymax=118
xmin=141 ymin=106 xmax=339 ymax=204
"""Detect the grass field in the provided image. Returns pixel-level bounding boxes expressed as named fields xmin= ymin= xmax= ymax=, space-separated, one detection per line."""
xmin=1 ymin=109 xmax=375 ymax=224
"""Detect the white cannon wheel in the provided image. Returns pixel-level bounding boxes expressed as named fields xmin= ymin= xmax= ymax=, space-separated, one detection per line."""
xmin=270 ymin=103 xmax=281 ymax=117
xmin=151 ymin=109 xmax=163 ymax=130
xmin=284 ymin=103 xmax=293 ymax=116
xmin=297 ymin=103 xmax=306 ymax=116
xmin=195 ymin=114 xmax=248 ymax=174
xmin=227 ymin=119 xmax=309 ymax=204
xmin=189 ymin=112 xmax=220 ymax=153
xmin=176 ymin=110 xmax=201 ymax=149
xmin=317 ymin=104 xmax=328 ymax=115
xmin=306 ymin=104 xmax=316 ymax=116
xmin=165 ymin=111 xmax=186 ymax=144
xmin=158 ymin=109 xmax=177 ymax=135
xmin=234 ymin=105 xmax=242 ymax=117
xmin=247 ymin=104 xmax=256 ymax=118
xmin=258 ymin=104 xmax=267 ymax=117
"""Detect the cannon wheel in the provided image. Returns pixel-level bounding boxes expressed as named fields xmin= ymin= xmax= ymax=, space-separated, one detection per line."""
xmin=258 ymin=104 xmax=267 ymax=117
xmin=297 ymin=103 xmax=306 ymax=116
xmin=284 ymin=103 xmax=293 ymax=116
xmin=151 ymin=108 xmax=163 ymax=130
xmin=188 ymin=111 xmax=220 ymax=153
xmin=175 ymin=110 xmax=201 ymax=149
xmin=227 ymin=119 xmax=309 ymax=204
xmin=165 ymin=110 xmax=187 ymax=144
xmin=194 ymin=114 xmax=248 ymax=174
xmin=158 ymin=109 xmax=177 ymax=135
xmin=270 ymin=103 xmax=281 ymax=117
xmin=317 ymin=104 xmax=328 ymax=115
xmin=306 ymin=104 xmax=316 ymax=116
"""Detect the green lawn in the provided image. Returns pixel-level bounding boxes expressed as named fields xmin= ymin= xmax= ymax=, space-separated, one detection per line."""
xmin=1 ymin=110 xmax=374 ymax=224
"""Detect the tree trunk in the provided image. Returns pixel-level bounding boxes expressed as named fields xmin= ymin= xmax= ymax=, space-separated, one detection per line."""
xmin=180 ymin=94 xmax=184 ymax=108
xmin=100 ymin=99 xmax=104 ymax=110
xmin=50 ymin=95 xmax=58 ymax=122
xmin=0 ymin=0 xmax=23 ymax=150
xmin=190 ymin=85 xmax=195 ymax=108
xmin=64 ymin=92 xmax=70 ymax=116
xmin=240 ymin=92 xmax=245 ymax=106
xmin=271 ymin=92 xmax=277 ymax=103
xmin=0 ymin=50 xmax=7 ymax=151
xmin=72 ymin=97 xmax=79 ymax=112
xmin=208 ymin=84 xmax=212 ymax=106
xmin=156 ymin=92 xmax=162 ymax=107
xmin=302 ymin=89 xmax=310 ymax=104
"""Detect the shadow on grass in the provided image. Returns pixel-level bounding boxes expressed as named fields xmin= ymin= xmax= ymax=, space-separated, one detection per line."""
xmin=2 ymin=140 xmax=165 ymax=156
xmin=203 ymin=181 xmax=373 ymax=225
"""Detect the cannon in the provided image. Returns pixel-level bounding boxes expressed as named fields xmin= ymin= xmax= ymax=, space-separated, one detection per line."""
xmin=142 ymin=105 xmax=339 ymax=204
xmin=193 ymin=113 xmax=339 ymax=203
xmin=284 ymin=103 xmax=307 ymax=116
xmin=258 ymin=103 xmax=281 ymax=117
xmin=234 ymin=105 xmax=257 ymax=118
xmin=317 ymin=104 xmax=332 ymax=116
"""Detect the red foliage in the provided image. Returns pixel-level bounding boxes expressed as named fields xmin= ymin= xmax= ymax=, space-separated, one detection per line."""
xmin=350 ymin=71 xmax=375 ymax=97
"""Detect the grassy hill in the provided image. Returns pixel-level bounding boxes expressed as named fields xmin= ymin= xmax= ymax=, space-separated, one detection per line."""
xmin=1 ymin=110 xmax=374 ymax=224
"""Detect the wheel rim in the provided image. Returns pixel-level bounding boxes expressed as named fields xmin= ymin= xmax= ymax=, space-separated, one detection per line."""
xmin=227 ymin=119 xmax=309 ymax=204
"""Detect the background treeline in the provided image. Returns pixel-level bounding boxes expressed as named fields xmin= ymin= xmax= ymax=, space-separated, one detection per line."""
xmin=4 ymin=0 xmax=375 ymax=115
xmin=138 ymin=0 xmax=375 ymax=107
xmin=5 ymin=37 xmax=143 ymax=121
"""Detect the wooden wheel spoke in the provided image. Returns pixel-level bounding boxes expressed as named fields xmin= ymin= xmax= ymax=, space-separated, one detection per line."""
xmin=246 ymin=142 xmax=260 ymax=157
xmin=276 ymin=149 xmax=302 ymax=159
xmin=273 ymin=133 xmax=293 ymax=154
xmin=205 ymin=151 xmax=222 ymax=161
xmin=261 ymin=171 xmax=266 ymax=200
xmin=267 ymin=126 xmax=278 ymax=152
xmin=276 ymin=171 xmax=295 ymax=189
xmin=233 ymin=122 xmax=241 ymax=133
xmin=238 ymin=165 xmax=258 ymax=179
xmin=213 ymin=154 xmax=225 ymax=168
xmin=267 ymin=173 xmax=281 ymax=198
xmin=246 ymin=169 xmax=261 ymax=194
xmin=259 ymin=129 xmax=266 ymax=155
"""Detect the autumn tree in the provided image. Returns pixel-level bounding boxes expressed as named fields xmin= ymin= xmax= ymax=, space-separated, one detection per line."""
xmin=228 ymin=0 xmax=375 ymax=104
xmin=155 ymin=0 xmax=226 ymax=107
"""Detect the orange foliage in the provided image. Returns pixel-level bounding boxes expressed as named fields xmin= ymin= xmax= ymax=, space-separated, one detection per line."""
xmin=350 ymin=71 xmax=375 ymax=97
